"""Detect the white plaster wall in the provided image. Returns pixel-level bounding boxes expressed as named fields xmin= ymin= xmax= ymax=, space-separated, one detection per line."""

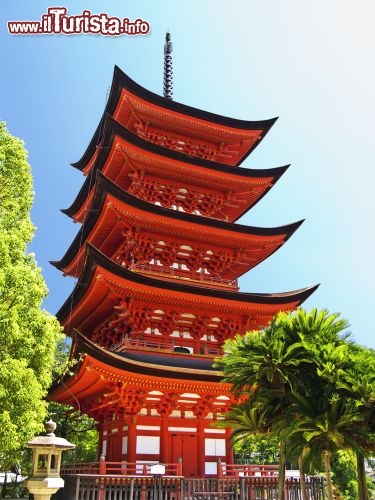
xmin=136 ymin=435 xmax=160 ymax=454
xmin=122 ymin=436 xmax=128 ymax=454
xmin=205 ymin=438 xmax=226 ymax=456
xmin=205 ymin=462 xmax=217 ymax=475
xmin=168 ymin=427 xmax=197 ymax=432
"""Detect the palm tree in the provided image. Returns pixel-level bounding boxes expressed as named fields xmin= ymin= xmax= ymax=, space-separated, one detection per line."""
xmin=216 ymin=311 xmax=317 ymax=499
xmin=215 ymin=308 xmax=355 ymax=499
xmin=288 ymin=391 xmax=371 ymax=500
xmin=216 ymin=396 xmax=289 ymax=499
xmin=284 ymin=317 xmax=375 ymax=500
xmin=332 ymin=346 xmax=375 ymax=500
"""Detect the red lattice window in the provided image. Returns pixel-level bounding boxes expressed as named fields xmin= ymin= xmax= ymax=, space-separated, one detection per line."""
xmin=135 ymin=122 xmax=220 ymax=161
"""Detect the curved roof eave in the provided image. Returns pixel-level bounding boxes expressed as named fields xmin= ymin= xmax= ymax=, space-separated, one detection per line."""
xmin=72 ymin=65 xmax=278 ymax=170
xmin=56 ymin=243 xmax=319 ymax=322
xmin=49 ymin=330 xmax=224 ymax=394
xmin=72 ymin=113 xmax=287 ymax=177
xmin=65 ymin=114 xmax=288 ymax=220
xmin=52 ymin=171 xmax=303 ymax=272
xmin=76 ymin=330 xmax=222 ymax=380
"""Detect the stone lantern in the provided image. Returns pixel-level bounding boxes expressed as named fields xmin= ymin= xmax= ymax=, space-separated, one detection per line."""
xmin=25 ymin=419 xmax=75 ymax=500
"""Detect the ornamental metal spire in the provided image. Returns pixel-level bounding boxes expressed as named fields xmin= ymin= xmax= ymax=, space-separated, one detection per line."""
xmin=163 ymin=32 xmax=173 ymax=100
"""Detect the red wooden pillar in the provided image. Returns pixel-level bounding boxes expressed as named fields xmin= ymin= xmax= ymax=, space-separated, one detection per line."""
xmin=217 ymin=457 xmax=223 ymax=478
xmin=160 ymin=418 xmax=168 ymax=463
xmin=97 ymin=423 xmax=104 ymax=460
xmin=98 ymin=454 xmax=106 ymax=500
xmin=127 ymin=417 xmax=137 ymax=464
xmin=99 ymin=455 xmax=106 ymax=474
xmin=197 ymin=419 xmax=205 ymax=477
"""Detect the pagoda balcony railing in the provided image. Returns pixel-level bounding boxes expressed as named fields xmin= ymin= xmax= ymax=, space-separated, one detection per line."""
xmin=60 ymin=459 xmax=278 ymax=478
xmin=115 ymin=338 xmax=222 ymax=358
xmin=129 ymin=263 xmax=239 ymax=290
xmin=61 ymin=460 xmax=182 ymax=476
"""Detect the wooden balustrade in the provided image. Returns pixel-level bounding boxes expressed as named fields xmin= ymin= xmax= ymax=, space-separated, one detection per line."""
xmin=115 ymin=337 xmax=222 ymax=357
xmin=61 ymin=459 xmax=182 ymax=477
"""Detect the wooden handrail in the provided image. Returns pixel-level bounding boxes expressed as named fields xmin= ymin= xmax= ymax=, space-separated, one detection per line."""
xmin=61 ymin=460 xmax=181 ymax=476
xmin=217 ymin=461 xmax=279 ymax=477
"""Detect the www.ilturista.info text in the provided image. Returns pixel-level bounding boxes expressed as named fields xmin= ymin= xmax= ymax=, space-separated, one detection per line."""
xmin=8 ymin=7 xmax=150 ymax=36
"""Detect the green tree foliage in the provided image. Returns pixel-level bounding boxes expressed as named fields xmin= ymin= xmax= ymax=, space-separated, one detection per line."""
xmin=0 ymin=122 xmax=62 ymax=467
xmin=48 ymin=402 xmax=98 ymax=463
xmin=2 ymin=339 xmax=99 ymax=479
xmin=215 ymin=308 xmax=375 ymax=500
xmin=331 ymin=450 xmax=358 ymax=500
xmin=48 ymin=339 xmax=99 ymax=463
xmin=233 ymin=430 xmax=279 ymax=465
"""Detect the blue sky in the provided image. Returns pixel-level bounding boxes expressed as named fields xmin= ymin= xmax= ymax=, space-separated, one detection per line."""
xmin=1 ymin=1 xmax=374 ymax=348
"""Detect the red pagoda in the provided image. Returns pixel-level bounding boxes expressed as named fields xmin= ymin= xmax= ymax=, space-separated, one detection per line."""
xmin=49 ymin=35 xmax=317 ymax=477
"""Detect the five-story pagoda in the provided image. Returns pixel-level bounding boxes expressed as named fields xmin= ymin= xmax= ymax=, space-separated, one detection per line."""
xmin=49 ymin=35 xmax=317 ymax=477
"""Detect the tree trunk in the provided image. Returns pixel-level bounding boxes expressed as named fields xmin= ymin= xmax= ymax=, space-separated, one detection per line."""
xmin=1 ymin=472 xmax=7 ymax=498
xmin=277 ymin=439 xmax=286 ymax=500
xmin=323 ymin=449 xmax=334 ymax=500
xmin=356 ymin=452 xmax=369 ymax=500
xmin=298 ymin=454 xmax=308 ymax=500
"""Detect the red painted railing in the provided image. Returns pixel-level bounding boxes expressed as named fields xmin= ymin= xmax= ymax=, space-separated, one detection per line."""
xmin=114 ymin=337 xmax=222 ymax=357
xmin=61 ymin=459 xmax=278 ymax=478
xmin=61 ymin=459 xmax=182 ymax=477
xmin=119 ymin=338 xmax=174 ymax=352
xmin=218 ymin=462 xmax=279 ymax=477
xmin=130 ymin=263 xmax=238 ymax=290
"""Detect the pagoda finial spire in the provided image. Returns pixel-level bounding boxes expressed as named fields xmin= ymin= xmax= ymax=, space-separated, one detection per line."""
xmin=163 ymin=32 xmax=173 ymax=100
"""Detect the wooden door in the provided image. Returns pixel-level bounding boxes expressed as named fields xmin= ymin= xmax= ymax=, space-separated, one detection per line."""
xmin=170 ymin=433 xmax=198 ymax=477
xmin=107 ymin=433 xmax=121 ymax=461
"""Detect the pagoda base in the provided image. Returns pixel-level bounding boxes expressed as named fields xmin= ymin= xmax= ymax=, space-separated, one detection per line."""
xmin=98 ymin=414 xmax=233 ymax=477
